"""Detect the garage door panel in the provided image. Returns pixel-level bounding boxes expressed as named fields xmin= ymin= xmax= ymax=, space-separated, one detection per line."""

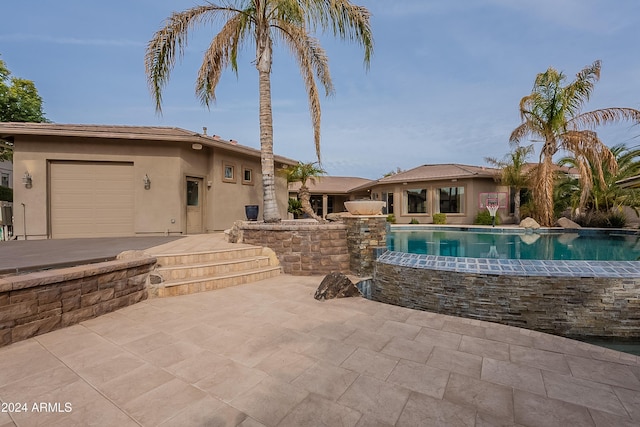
xmin=50 ymin=162 xmax=135 ymax=238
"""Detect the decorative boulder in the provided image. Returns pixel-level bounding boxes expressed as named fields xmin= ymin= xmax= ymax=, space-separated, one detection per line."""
xmin=556 ymin=217 xmax=581 ymax=229
xmin=314 ymin=272 xmax=362 ymax=300
xmin=519 ymin=217 xmax=541 ymax=229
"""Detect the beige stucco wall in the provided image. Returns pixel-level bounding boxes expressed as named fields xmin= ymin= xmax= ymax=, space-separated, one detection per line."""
xmin=12 ymin=135 xmax=288 ymax=239
xmin=370 ymin=178 xmax=506 ymax=224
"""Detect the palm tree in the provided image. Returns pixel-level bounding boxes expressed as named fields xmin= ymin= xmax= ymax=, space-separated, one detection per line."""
xmin=510 ymin=60 xmax=640 ymax=226
xmin=485 ymin=143 xmax=534 ymax=223
xmin=559 ymin=143 xmax=640 ymax=215
xmin=284 ymin=161 xmax=326 ymax=221
xmin=145 ymin=1 xmax=373 ymax=223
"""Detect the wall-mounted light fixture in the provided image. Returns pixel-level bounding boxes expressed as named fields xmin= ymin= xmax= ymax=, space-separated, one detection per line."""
xmin=22 ymin=171 xmax=32 ymax=189
xmin=143 ymin=174 xmax=151 ymax=190
xmin=191 ymin=143 xmax=203 ymax=150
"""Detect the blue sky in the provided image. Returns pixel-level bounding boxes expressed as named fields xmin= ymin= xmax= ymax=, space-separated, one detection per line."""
xmin=1 ymin=0 xmax=639 ymax=179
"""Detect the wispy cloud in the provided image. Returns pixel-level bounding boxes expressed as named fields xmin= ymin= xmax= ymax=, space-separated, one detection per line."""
xmin=0 ymin=33 xmax=144 ymax=47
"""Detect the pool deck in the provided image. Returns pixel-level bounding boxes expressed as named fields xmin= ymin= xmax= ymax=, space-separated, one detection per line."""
xmin=1 ymin=273 xmax=639 ymax=426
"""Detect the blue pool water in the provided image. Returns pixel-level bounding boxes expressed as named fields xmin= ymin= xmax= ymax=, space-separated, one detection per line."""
xmin=387 ymin=229 xmax=640 ymax=261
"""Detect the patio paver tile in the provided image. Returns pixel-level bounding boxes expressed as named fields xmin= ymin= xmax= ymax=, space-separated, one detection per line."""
xmin=513 ymin=389 xmax=595 ymax=427
xmin=444 ymin=372 xmax=514 ymax=420
xmin=381 ymin=335 xmax=434 ymax=364
xmin=415 ymin=327 xmax=463 ymax=350
xmin=481 ymin=358 xmax=546 ymax=396
xmin=254 ymin=348 xmax=316 ymax=383
xmin=442 ymin=319 xmax=487 ymax=339
xmin=387 ymin=359 xmax=450 ymax=399
xmin=343 ymin=329 xmax=392 ymax=352
xmin=290 ymin=361 xmax=359 ymax=400
xmin=396 ymin=391 xmax=476 ymax=427
xmin=164 ymin=350 xmax=232 ymax=384
xmin=566 ymin=354 xmax=640 ymax=391
xmin=98 ymin=363 xmax=175 ymax=405
xmin=426 ymin=346 xmax=483 ymax=379
xmin=299 ymin=336 xmax=357 ymax=366
xmin=340 ymin=347 xmax=399 ymax=381
xmin=338 ymin=374 xmax=411 ymax=426
xmin=278 ymin=393 xmax=362 ymax=427
xmin=229 ymin=376 xmax=308 ymax=426
xmin=195 ymin=360 xmax=268 ymax=402
xmin=509 ymin=344 xmax=571 ymax=374
xmin=613 ymin=386 xmax=640 ymax=421
xmin=459 ymin=335 xmax=510 ymax=361
xmin=377 ymin=320 xmax=421 ymax=340
xmin=158 ymin=396 xmax=250 ymax=427
xmin=588 ymin=408 xmax=638 ymax=427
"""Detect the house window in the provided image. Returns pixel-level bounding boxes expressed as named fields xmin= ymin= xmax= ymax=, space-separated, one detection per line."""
xmin=242 ymin=167 xmax=253 ymax=184
xmin=0 ymin=173 xmax=8 ymax=187
xmin=406 ymin=188 xmax=427 ymax=214
xmin=223 ymin=163 xmax=235 ymax=183
xmin=438 ymin=186 xmax=464 ymax=214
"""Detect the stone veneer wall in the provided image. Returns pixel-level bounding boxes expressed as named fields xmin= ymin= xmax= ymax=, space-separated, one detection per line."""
xmin=236 ymin=221 xmax=350 ymax=275
xmin=374 ymin=261 xmax=640 ymax=338
xmin=342 ymin=216 xmax=387 ymax=277
xmin=232 ymin=216 xmax=387 ymax=276
xmin=0 ymin=256 xmax=156 ymax=347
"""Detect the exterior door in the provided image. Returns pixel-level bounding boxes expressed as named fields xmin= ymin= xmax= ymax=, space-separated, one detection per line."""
xmin=186 ymin=177 xmax=203 ymax=234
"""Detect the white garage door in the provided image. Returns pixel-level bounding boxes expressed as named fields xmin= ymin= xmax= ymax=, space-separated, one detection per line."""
xmin=50 ymin=161 xmax=135 ymax=238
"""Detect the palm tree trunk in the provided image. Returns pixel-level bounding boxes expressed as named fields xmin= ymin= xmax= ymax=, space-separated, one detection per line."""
xmin=298 ymin=185 xmax=323 ymax=222
xmin=257 ymin=31 xmax=280 ymax=223
xmin=536 ymin=155 xmax=555 ymax=226
xmin=514 ymin=188 xmax=521 ymax=224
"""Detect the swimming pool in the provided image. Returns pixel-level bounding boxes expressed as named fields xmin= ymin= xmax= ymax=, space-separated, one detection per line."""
xmin=387 ymin=229 xmax=640 ymax=261
xmin=373 ymin=225 xmax=640 ymax=340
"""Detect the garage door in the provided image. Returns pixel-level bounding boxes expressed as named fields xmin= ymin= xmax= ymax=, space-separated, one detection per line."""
xmin=50 ymin=161 xmax=135 ymax=238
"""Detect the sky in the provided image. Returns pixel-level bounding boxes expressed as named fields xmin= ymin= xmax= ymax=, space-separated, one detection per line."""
xmin=1 ymin=0 xmax=639 ymax=179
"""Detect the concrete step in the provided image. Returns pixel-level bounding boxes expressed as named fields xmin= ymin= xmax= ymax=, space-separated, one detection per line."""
xmin=154 ymin=247 xmax=265 ymax=267
xmin=157 ymin=266 xmax=282 ymax=297
xmin=157 ymin=256 xmax=272 ymax=280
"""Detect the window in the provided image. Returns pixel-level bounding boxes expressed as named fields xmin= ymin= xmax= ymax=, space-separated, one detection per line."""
xmin=187 ymin=180 xmax=199 ymax=206
xmin=406 ymin=188 xmax=427 ymax=214
xmin=223 ymin=163 xmax=235 ymax=183
xmin=242 ymin=167 xmax=253 ymax=184
xmin=438 ymin=186 xmax=464 ymax=214
xmin=0 ymin=173 xmax=8 ymax=187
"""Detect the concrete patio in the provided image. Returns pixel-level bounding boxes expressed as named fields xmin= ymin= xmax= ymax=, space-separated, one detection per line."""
xmin=0 ymin=272 xmax=639 ymax=426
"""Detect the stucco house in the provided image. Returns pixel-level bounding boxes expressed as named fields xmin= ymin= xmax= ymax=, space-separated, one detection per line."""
xmin=352 ymin=164 xmax=507 ymax=224
xmin=288 ymin=176 xmax=373 ymax=218
xmin=0 ymin=123 xmax=297 ymax=239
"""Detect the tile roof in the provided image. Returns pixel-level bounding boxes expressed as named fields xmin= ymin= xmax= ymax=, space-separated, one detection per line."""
xmin=377 ymin=164 xmax=499 ymax=183
xmin=288 ymin=176 xmax=374 ymax=194
xmin=0 ymin=122 xmax=298 ymax=165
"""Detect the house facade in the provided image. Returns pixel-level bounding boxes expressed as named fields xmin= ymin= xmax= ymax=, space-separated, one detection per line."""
xmin=354 ymin=164 xmax=508 ymax=225
xmin=1 ymin=123 xmax=297 ymax=239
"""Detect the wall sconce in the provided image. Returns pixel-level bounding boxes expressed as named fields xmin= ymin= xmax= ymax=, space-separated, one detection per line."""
xmin=143 ymin=174 xmax=151 ymax=190
xmin=22 ymin=171 xmax=32 ymax=189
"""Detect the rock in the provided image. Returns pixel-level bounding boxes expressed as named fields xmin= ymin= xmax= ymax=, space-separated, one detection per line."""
xmin=519 ymin=217 xmax=541 ymax=229
xmin=325 ymin=213 xmax=345 ymax=222
xmin=314 ymin=272 xmax=362 ymax=300
xmin=556 ymin=217 xmax=581 ymax=229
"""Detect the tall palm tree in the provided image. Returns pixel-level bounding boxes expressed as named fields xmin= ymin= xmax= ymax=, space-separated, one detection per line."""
xmin=145 ymin=1 xmax=373 ymax=223
xmin=485 ymin=143 xmax=534 ymax=223
xmin=284 ymin=161 xmax=326 ymax=221
xmin=510 ymin=60 xmax=640 ymax=226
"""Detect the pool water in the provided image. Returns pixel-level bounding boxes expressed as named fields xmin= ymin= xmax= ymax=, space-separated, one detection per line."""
xmin=388 ymin=230 xmax=640 ymax=261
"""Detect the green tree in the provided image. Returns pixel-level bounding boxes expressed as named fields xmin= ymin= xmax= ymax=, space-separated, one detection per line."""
xmin=510 ymin=60 xmax=640 ymax=226
xmin=0 ymin=56 xmax=49 ymax=160
xmin=559 ymin=143 xmax=640 ymax=215
xmin=145 ymin=1 xmax=373 ymax=222
xmin=283 ymin=161 xmax=326 ymax=221
xmin=485 ymin=143 xmax=534 ymax=223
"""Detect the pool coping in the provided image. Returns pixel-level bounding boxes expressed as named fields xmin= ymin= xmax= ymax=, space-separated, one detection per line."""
xmin=383 ymin=225 xmax=640 ymax=278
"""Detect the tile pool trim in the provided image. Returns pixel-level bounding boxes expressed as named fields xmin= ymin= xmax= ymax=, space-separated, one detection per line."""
xmin=377 ymin=251 xmax=640 ymax=278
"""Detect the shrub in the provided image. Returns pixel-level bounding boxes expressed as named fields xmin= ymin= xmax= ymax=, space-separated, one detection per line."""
xmin=288 ymin=198 xmax=303 ymax=217
xmin=386 ymin=213 xmax=396 ymax=223
xmin=474 ymin=210 xmax=501 ymax=225
xmin=432 ymin=213 xmax=446 ymax=224
xmin=574 ymin=210 xmax=627 ymax=228
xmin=410 ymin=218 xmax=420 ymax=224
xmin=0 ymin=186 xmax=12 ymax=202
